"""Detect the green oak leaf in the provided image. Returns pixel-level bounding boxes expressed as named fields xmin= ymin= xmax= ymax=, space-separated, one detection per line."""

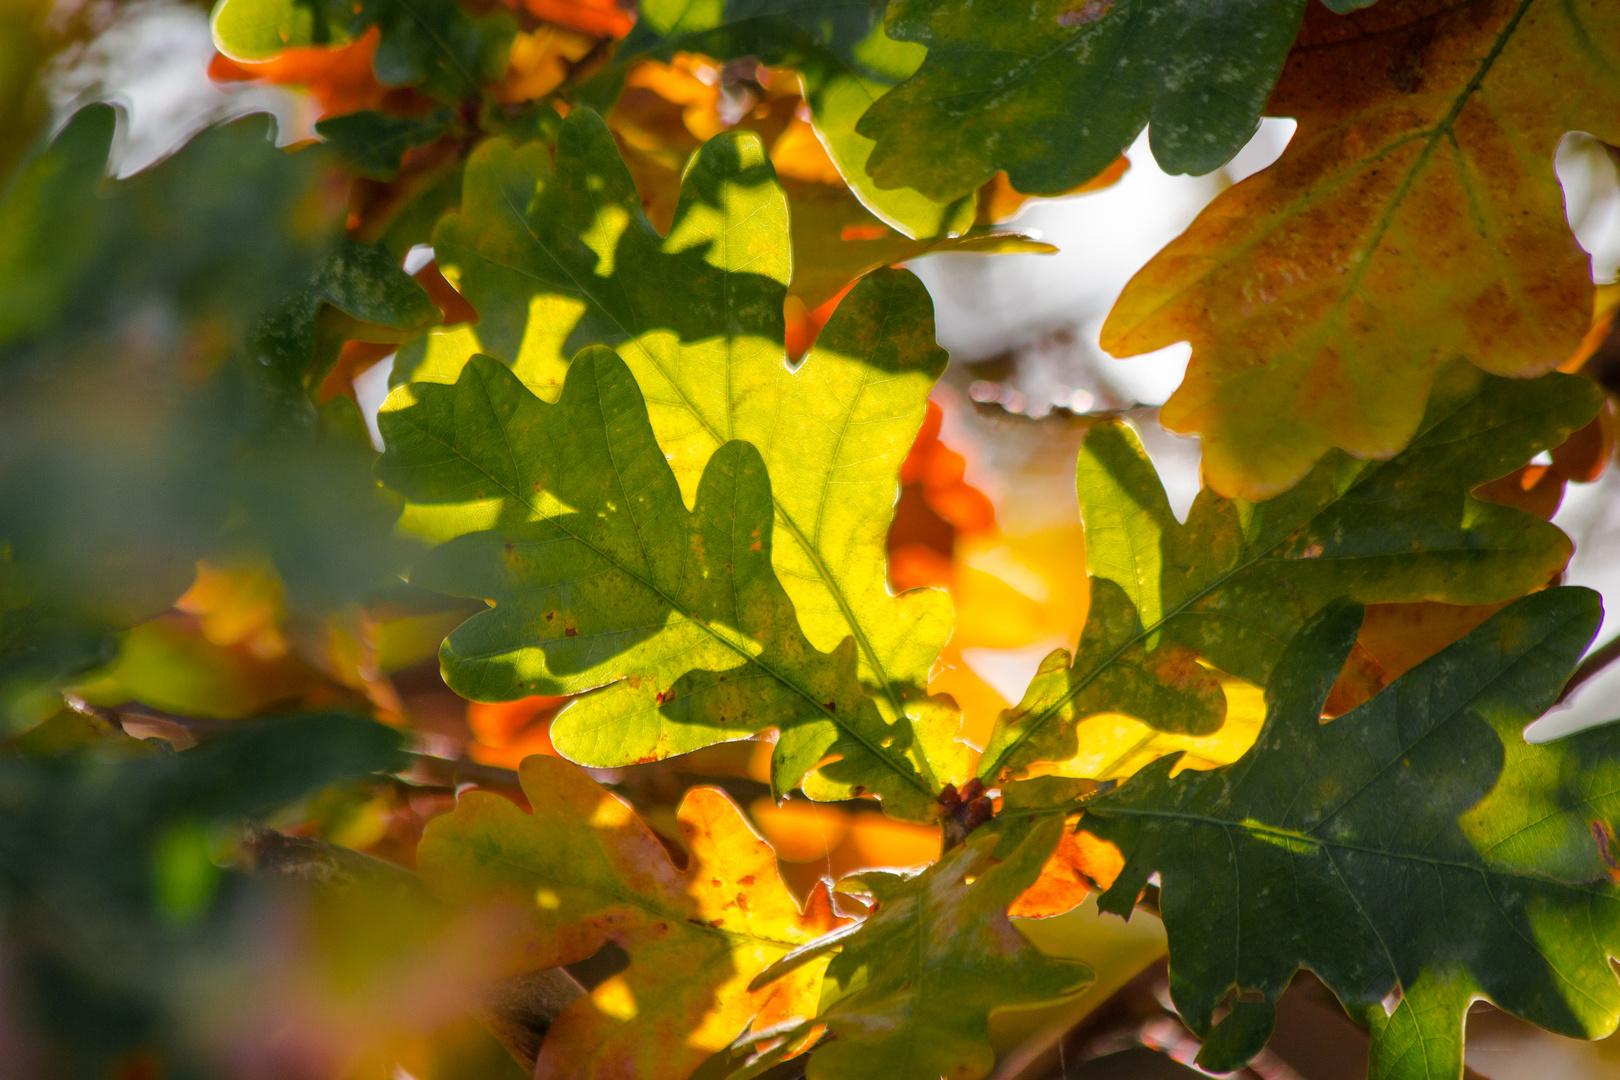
xmin=377 ymin=346 xmax=940 ymax=817
xmin=979 ymin=360 xmax=1599 ymax=782
xmin=802 ymin=816 xmax=1091 ymax=1080
xmin=1082 ymin=586 xmax=1620 ymax=1080
xmin=980 ymin=578 xmax=1227 ymax=779
xmin=210 ymin=0 xmax=513 ymax=102
xmin=609 ymin=0 xmax=970 ymax=238
xmin=856 ymin=0 xmax=1373 ymax=205
xmin=392 ymin=108 xmax=971 ymax=798
xmin=315 ymin=108 xmax=455 ymax=180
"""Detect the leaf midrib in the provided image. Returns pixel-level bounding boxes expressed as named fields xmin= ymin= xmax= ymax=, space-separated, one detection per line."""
xmin=1085 ymin=808 xmax=1617 ymax=899
xmin=462 ymin=829 xmax=808 ymax=952
xmin=981 ymin=387 xmax=1564 ymax=779
xmin=400 ymin=373 xmax=930 ymax=797
xmin=487 ymin=152 xmax=930 ymax=783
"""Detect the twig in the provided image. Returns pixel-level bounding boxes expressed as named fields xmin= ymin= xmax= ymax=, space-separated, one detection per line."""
xmin=65 ymin=697 xmax=526 ymax=793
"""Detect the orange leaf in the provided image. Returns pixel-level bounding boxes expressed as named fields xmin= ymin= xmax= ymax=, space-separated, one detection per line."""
xmin=1008 ymin=826 xmax=1124 ymax=919
xmin=977 ymin=155 xmax=1128 ymax=225
xmin=208 ymin=28 xmax=389 ymax=119
xmin=1102 ymin=0 xmax=1620 ymax=499
xmin=419 ymin=756 xmax=846 ymax=1080
xmin=494 ymin=26 xmax=596 ymax=103
xmin=512 ymin=0 xmax=632 ymax=38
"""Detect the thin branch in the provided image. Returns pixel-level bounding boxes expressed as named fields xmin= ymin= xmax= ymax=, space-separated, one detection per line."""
xmin=65 ymin=697 xmax=526 ymax=793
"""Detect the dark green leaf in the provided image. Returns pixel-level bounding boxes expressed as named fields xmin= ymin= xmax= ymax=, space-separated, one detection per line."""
xmin=1083 ymin=587 xmax=1620 ymax=1080
xmin=856 ymin=0 xmax=1315 ymax=204
xmin=316 ymin=108 xmax=456 ymax=180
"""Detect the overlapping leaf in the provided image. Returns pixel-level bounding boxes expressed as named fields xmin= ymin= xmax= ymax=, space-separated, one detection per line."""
xmin=1081 ymin=587 xmax=1620 ymax=1080
xmin=610 ymin=0 xmax=968 ymax=238
xmin=979 ymin=362 xmax=1599 ymax=782
xmin=417 ymin=754 xmax=844 ymax=1080
xmin=211 ymin=0 xmax=514 ymax=101
xmin=0 ymin=107 xmax=426 ymax=715
xmin=1101 ymin=0 xmax=1620 ymax=499
xmin=788 ymin=817 xmax=1091 ymax=1080
xmin=378 ymin=347 xmax=942 ymax=814
xmin=392 ymin=108 xmax=971 ymax=803
xmin=0 ymin=710 xmax=405 ymax=1076
xmin=855 ymin=0 xmax=1363 ymax=205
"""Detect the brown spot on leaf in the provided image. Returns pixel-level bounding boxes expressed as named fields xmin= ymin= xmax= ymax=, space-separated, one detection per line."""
xmin=1593 ymin=820 xmax=1620 ymax=881
xmin=564 ymin=626 xmax=578 ymax=637
xmin=1058 ymin=0 xmax=1112 ymax=26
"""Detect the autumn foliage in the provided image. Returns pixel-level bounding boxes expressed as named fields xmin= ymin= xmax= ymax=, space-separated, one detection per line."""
xmin=4 ymin=1 xmax=1620 ymax=1079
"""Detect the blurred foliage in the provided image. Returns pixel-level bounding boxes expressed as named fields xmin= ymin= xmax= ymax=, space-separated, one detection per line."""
xmin=4 ymin=1 xmax=1620 ymax=1079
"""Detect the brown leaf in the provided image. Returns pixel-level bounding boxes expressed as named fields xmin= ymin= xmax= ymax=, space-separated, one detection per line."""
xmin=1102 ymin=0 xmax=1620 ymax=499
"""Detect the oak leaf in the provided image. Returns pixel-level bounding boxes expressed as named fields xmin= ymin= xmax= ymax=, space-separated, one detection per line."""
xmin=417 ymin=755 xmax=845 ymax=1080
xmin=211 ymin=0 xmax=514 ymax=102
xmin=1083 ymin=588 xmax=1620 ymax=1080
xmin=978 ymin=361 xmax=1598 ymax=784
xmin=377 ymin=347 xmax=942 ymax=815
xmin=1102 ymin=0 xmax=1620 ymax=499
xmin=618 ymin=0 xmax=969 ymax=238
xmin=855 ymin=0 xmax=1342 ymax=205
xmin=776 ymin=817 xmax=1091 ymax=1080
xmin=390 ymin=109 xmax=975 ymax=810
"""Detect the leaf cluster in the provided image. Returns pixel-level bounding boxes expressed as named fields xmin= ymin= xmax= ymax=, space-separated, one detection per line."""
xmin=6 ymin=1 xmax=1620 ymax=1079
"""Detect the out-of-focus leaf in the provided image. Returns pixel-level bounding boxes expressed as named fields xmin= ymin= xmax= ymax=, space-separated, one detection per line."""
xmin=317 ymin=108 xmax=456 ymax=180
xmin=207 ymin=29 xmax=391 ymax=119
xmin=391 ymin=109 xmax=971 ymax=808
xmin=0 ymin=108 xmax=420 ymax=717
xmin=211 ymin=0 xmax=515 ymax=102
xmin=614 ymin=0 xmax=972 ymax=238
xmin=857 ymin=0 xmax=1330 ymax=205
xmin=979 ymin=362 xmax=1599 ymax=783
xmin=0 ymin=711 xmax=404 ymax=1077
xmin=1101 ymin=0 xmax=1620 ymax=499
xmin=418 ymin=754 xmax=845 ymax=1080
xmin=1083 ymin=588 xmax=1620 ymax=1080
xmin=379 ymin=348 xmax=940 ymax=815
xmin=790 ymin=817 xmax=1090 ymax=1080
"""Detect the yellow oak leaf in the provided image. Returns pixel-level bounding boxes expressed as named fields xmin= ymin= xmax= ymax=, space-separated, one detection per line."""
xmin=1102 ymin=0 xmax=1620 ymax=499
xmin=417 ymin=755 xmax=845 ymax=1080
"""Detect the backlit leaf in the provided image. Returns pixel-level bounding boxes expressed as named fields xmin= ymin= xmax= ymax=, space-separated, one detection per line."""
xmin=615 ymin=0 xmax=973 ymax=238
xmin=796 ymin=817 xmax=1091 ymax=1080
xmin=1101 ymin=0 xmax=1620 ymax=499
xmin=377 ymin=347 xmax=941 ymax=815
xmin=1083 ymin=587 xmax=1620 ymax=1080
xmin=979 ymin=361 xmax=1599 ymax=782
xmin=390 ymin=108 xmax=972 ymax=805
xmin=211 ymin=0 xmax=515 ymax=102
xmin=417 ymin=754 xmax=845 ymax=1080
